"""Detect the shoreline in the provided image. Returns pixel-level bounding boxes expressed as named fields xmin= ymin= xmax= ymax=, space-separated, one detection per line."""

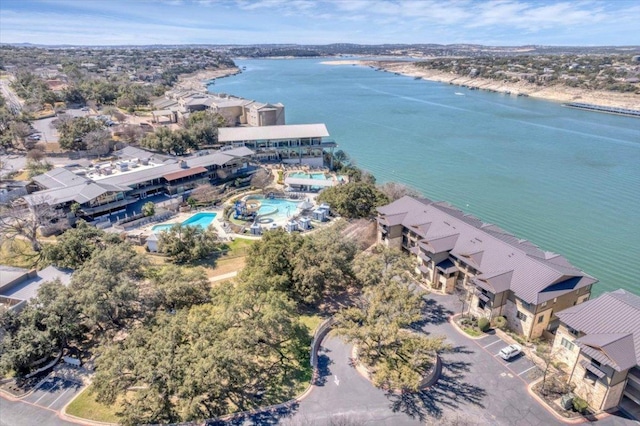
xmin=322 ymin=60 xmax=640 ymax=111
xmin=174 ymin=66 xmax=241 ymax=92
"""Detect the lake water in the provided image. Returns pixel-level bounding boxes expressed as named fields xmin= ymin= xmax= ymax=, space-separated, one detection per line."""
xmin=212 ymin=58 xmax=640 ymax=296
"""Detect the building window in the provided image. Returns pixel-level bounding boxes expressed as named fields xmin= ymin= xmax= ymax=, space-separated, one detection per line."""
xmin=478 ymin=299 xmax=487 ymax=310
xmin=568 ymin=327 xmax=579 ymax=336
xmin=560 ymin=337 xmax=575 ymax=351
xmin=591 ymin=359 xmax=601 ymax=368
xmin=541 ymin=301 xmax=547 ymax=308
xmin=516 ymin=311 xmax=527 ymax=321
xmin=584 ymin=370 xmax=598 ymax=385
xmin=537 ymin=315 xmax=545 ymax=324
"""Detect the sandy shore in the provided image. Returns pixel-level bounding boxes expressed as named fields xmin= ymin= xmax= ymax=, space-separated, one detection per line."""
xmin=174 ymin=67 xmax=241 ymax=91
xmin=323 ymin=60 xmax=640 ymax=111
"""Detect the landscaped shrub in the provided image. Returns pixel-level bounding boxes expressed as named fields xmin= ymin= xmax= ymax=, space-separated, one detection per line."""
xmin=477 ymin=317 xmax=490 ymax=332
xmin=572 ymin=396 xmax=589 ymax=414
xmin=493 ymin=316 xmax=507 ymax=330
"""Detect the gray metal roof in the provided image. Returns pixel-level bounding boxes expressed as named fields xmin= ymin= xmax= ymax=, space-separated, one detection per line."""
xmin=22 ymin=181 xmax=131 ymax=206
xmin=0 ymin=266 xmax=73 ymax=302
xmin=218 ymin=124 xmax=329 ymax=142
xmin=557 ymin=290 xmax=640 ymax=371
xmin=0 ymin=265 xmax=29 ymax=289
xmin=33 ymin=168 xmax=89 ymax=189
xmin=377 ymin=196 xmax=597 ymax=305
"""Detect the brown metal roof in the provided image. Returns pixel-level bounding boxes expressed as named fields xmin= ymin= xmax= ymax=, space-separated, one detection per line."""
xmin=163 ymin=166 xmax=208 ymax=181
xmin=580 ymin=360 xmax=606 ymax=378
xmin=377 ymin=196 xmax=597 ymax=305
xmin=558 ymin=290 xmax=640 ymax=371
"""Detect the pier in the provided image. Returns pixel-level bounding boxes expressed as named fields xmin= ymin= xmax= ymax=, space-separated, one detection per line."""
xmin=563 ymin=102 xmax=640 ymax=118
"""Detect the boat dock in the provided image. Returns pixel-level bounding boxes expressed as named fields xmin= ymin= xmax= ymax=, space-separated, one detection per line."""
xmin=563 ymin=102 xmax=640 ymax=118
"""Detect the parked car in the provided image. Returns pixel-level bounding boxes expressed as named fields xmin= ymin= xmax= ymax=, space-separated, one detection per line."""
xmin=499 ymin=344 xmax=522 ymax=360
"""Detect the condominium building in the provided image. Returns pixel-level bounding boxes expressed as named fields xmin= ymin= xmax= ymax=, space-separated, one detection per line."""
xmin=552 ymin=290 xmax=640 ymax=416
xmin=377 ymin=196 xmax=597 ymax=340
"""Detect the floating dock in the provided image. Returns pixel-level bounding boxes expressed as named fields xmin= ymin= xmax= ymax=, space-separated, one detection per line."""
xmin=563 ymin=102 xmax=640 ymax=118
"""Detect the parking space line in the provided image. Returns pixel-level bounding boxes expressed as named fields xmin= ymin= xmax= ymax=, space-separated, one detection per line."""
xmin=47 ymin=386 xmax=71 ymax=409
xmin=32 ymin=380 xmax=59 ymax=405
xmin=517 ymin=366 xmax=537 ymax=376
xmin=483 ymin=339 xmax=503 ymax=349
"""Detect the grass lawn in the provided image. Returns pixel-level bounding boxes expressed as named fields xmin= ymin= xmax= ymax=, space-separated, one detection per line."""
xmin=462 ymin=326 xmax=483 ymax=337
xmin=204 ymin=256 xmax=246 ymax=278
xmin=12 ymin=170 xmax=30 ymax=181
xmin=222 ymin=237 xmax=256 ymax=254
xmin=65 ymin=386 xmax=122 ymax=424
xmin=0 ymin=239 xmax=39 ymax=268
xmin=299 ymin=314 xmax=323 ymax=335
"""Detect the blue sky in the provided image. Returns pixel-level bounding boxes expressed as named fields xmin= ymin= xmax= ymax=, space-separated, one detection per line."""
xmin=0 ymin=0 xmax=638 ymax=46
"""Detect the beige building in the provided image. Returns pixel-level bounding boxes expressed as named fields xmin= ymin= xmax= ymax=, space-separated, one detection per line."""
xmin=552 ymin=290 xmax=640 ymax=418
xmin=377 ymin=196 xmax=597 ymax=340
xmin=152 ymin=91 xmax=285 ymax=127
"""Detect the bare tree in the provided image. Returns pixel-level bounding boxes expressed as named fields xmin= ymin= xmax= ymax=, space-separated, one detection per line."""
xmin=378 ymin=181 xmax=422 ymax=201
xmin=249 ymin=167 xmax=273 ymax=189
xmin=26 ymin=143 xmax=46 ymax=162
xmin=120 ymin=124 xmax=143 ymax=145
xmin=0 ymin=195 xmax=60 ymax=252
xmin=84 ymin=129 xmax=112 ymax=155
xmin=190 ymin=183 xmax=221 ymax=204
xmin=10 ymin=121 xmax=31 ymax=148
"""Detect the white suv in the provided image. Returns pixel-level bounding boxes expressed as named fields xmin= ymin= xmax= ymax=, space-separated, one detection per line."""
xmin=499 ymin=344 xmax=522 ymax=360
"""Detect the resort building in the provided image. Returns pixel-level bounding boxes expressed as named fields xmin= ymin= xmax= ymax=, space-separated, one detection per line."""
xmin=0 ymin=265 xmax=73 ymax=313
xmin=152 ymin=91 xmax=285 ymax=127
xmin=376 ymin=196 xmax=597 ymax=340
xmin=218 ymin=124 xmax=337 ymax=167
xmin=552 ymin=290 xmax=640 ymax=417
xmin=22 ymin=146 xmax=254 ymax=221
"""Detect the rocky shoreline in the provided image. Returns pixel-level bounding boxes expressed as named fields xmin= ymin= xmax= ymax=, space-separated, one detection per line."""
xmin=174 ymin=67 xmax=241 ymax=92
xmin=322 ymin=60 xmax=640 ymax=111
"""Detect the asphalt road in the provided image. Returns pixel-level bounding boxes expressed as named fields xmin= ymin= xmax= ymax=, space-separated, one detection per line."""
xmin=0 ymin=396 xmax=75 ymax=426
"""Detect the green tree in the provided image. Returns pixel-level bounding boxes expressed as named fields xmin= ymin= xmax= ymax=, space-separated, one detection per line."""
xmin=70 ymin=245 xmax=147 ymax=332
xmin=335 ymin=280 xmax=448 ymax=392
xmin=57 ymin=116 xmax=105 ymax=151
xmin=353 ymin=245 xmax=413 ymax=288
xmin=157 ymin=225 xmax=220 ymax=264
xmin=183 ymin=110 xmax=224 ymax=146
xmin=317 ymin=182 xmax=389 ymax=219
xmin=242 ymin=227 xmax=357 ymax=306
xmin=43 ymin=220 xmax=124 ymax=269
xmin=141 ymin=201 xmax=155 ymax=217
xmin=140 ymin=127 xmax=193 ymax=155
xmin=92 ymin=282 xmax=308 ymax=424
xmin=0 ymin=280 xmax=83 ymax=376
xmin=146 ymin=265 xmax=210 ymax=311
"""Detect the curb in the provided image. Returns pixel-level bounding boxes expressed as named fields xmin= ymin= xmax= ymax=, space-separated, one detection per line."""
xmin=59 ymin=384 xmax=119 ymax=426
xmin=449 ymin=314 xmax=489 ymax=340
xmin=527 ymin=377 xmax=588 ymax=425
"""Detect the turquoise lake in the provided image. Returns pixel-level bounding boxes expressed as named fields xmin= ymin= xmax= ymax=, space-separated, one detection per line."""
xmin=211 ymin=58 xmax=640 ymax=296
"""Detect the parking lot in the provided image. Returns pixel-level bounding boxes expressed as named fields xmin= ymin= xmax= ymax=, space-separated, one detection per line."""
xmin=22 ymin=376 xmax=83 ymax=412
xmin=475 ymin=333 xmax=542 ymax=384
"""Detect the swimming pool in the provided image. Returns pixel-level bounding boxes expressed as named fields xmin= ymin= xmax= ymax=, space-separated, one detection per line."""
xmin=152 ymin=212 xmax=217 ymax=233
xmin=287 ymin=172 xmax=329 ymax=180
xmin=246 ymin=196 xmax=301 ymax=221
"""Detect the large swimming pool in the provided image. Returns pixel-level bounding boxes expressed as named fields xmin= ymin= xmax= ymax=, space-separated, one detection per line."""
xmin=288 ymin=172 xmax=329 ymax=180
xmin=246 ymin=195 xmax=301 ymax=222
xmin=152 ymin=212 xmax=217 ymax=233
